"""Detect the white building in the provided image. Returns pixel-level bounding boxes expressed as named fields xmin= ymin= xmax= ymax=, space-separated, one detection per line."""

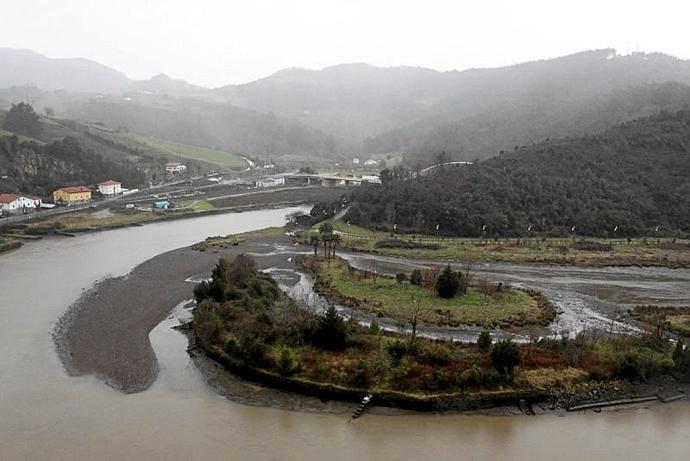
xmin=0 ymin=194 xmax=37 ymax=214
xmin=364 ymin=159 xmax=379 ymax=166
xmin=352 ymin=158 xmax=360 ymax=165
xmin=98 ymin=180 xmax=122 ymax=196
xmin=255 ymin=177 xmax=284 ymax=188
xmin=165 ymin=162 xmax=187 ymax=173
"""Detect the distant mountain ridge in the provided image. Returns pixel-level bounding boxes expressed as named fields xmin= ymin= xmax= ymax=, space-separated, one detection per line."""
xmin=3 ymin=48 xmax=690 ymax=163
xmin=0 ymin=48 xmax=131 ymax=93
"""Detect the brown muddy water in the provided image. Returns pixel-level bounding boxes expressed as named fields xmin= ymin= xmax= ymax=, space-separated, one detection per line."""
xmin=0 ymin=207 xmax=689 ymax=460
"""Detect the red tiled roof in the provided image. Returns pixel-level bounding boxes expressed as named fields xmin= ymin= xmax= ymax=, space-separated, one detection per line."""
xmin=98 ymin=180 xmax=121 ymax=186
xmin=0 ymin=193 xmax=18 ymax=203
xmin=54 ymin=186 xmax=90 ymax=194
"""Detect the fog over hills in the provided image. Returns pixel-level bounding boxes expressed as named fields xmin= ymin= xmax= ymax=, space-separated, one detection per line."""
xmin=0 ymin=48 xmax=130 ymax=93
xmin=2 ymin=47 xmax=690 ymax=164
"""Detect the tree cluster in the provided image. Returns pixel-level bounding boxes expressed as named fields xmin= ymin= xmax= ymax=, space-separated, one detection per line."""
xmin=347 ymin=110 xmax=690 ymax=237
xmin=3 ymin=102 xmax=41 ymax=136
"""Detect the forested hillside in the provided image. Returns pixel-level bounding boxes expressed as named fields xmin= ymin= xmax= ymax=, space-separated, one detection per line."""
xmin=0 ymin=135 xmax=144 ymax=196
xmin=346 ymin=110 xmax=690 ymax=237
xmin=368 ymin=81 xmax=690 ymax=167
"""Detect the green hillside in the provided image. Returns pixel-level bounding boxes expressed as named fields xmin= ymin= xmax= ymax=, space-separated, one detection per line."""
xmin=124 ymin=132 xmax=246 ymax=168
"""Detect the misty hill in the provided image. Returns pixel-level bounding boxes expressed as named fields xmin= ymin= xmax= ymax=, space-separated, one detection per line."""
xmin=216 ymin=63 xmax=446 ymax=138
xmin=0 ymin=48 xmax=131 ymax=93
xmin=218 ymin=50 xmax=690 ymax=162
xmin=64 ymin=97 xmax=346 ymax=159
xmin=369 ymin=80 xmax=690 ymax=167
xmin=345 ymin=110 xmax=690 ymax=237
xmin=4 ymin=48 xmax=690 ymax=164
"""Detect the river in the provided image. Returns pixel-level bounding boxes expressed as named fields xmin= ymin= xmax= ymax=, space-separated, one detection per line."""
xmin=0 ymin=207 xmax=689 ymax=460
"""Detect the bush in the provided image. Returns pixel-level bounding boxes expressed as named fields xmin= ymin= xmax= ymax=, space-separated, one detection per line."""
xmin=385 ymin=339 xmax=407 ymax=366
xmin=477 ymin=330 xmax=493 ymax=352
xmin=458 ymin=365 xmax=502 ymax=389
xmin=491 ymin=339 xmax=522 ymax=380
xmin=277 ymin=347 xmax=299 ymax=377
xmin=416 ymin=341 xmax=457 ymax=366
xmin=395 ymin=272 xmax=407 ymax=284
xmin=311 ymin=306 xmax=348 ymax=350
xmin=375 ymin=239 xmax=440 ymax=250
xmin=436 ymin=265 xmax=460 ymax=298
xmin=410 ymin=269 xmax=423 ymax=286
xmin=346 ymin=359 xmax=375 ymax=388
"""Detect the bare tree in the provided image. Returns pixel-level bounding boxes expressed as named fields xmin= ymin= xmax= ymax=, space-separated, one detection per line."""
xmin=407 ymin=297 xmax=422 ymax=350
xmin=478 ymin=280 xmax=496 ymax=300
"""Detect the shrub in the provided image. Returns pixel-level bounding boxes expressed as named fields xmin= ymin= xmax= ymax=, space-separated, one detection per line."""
xmin=410 ymin=269 xmax=423 ymax=286
xmin=276 ymin=347 xmax=299 ymax=377
xmin=491 ymin=339 xmax=522 ymax=380
xmin=375 ymin=239 xmax=440 ymax=250
xmin=673 ymin=340 xmax=688 ymax=371
xmin=436 ymin=265 xmax=460 ymax=298
xmin=458 ymin=365 xmax=501 ymax=388
xmin=311 ymin=306 xmax=348 ymax=350
xmin=477 ymin=330 xmax=492 ymax=352
xmin=386 ymin=339 xmax=407 ymax=366
xmin=346 ymin=359 xmax=375 ymax=388
xmin=416 ymin=341 xmax=457 ymax=366
xmin=395 ymin=272 xmax=407 ymax=284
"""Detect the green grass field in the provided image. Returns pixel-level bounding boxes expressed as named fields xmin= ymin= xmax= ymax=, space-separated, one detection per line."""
xmin=125 ymin=133 xmax=247 ymax=168
xmin=0 ymin=129 xmax=42 ymax=143
xmin=308 ymin=256 xmax=547 ymax=328
xmin=175 ymin=199 xmax=215 ymax=212
xmin=327 ymin=220 xmax=690 ymax=267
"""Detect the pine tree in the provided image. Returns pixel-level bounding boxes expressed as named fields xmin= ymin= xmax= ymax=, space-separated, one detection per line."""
xmin=436 ymin=265 xmax=459 ymax=298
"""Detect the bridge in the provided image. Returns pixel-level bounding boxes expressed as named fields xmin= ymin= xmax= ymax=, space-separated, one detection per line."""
xmin=283 ymin=174 xmax=379 ymax=187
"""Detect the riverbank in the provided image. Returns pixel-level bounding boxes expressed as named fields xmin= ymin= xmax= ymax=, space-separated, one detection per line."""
xmin=53 ymin=221 xmax=690 ymax=415
xmin=327 ymin=220 xmax=690 ymax=268
xmin=1 ymin=186 xmax=344 ymax=246
xmin=189 ymin=248 xmax=689 ymax=415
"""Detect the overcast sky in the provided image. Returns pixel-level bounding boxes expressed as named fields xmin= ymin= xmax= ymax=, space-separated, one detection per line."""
xmin=1 ymin=0 xmax=688 ymax=87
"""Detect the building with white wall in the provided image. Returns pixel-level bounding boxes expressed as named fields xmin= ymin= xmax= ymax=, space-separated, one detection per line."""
xmin=0 ymin=194 xmax=37 ymax=214
xmin=98 ymin=180 xmax=122 ymax=196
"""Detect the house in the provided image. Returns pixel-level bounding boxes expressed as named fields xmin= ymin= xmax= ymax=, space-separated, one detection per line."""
xmin=364 ymin=159 xmax=379 ymax=166
xmin=353 ymin=158 xmax=360 ymax=165
xmin=0 ymin=194 xmax=37 ymax=214
xmin=53 ymin=186 xmax=92 ymax=205
xmin=98 ymin=179 xmax=122 ymax=196
xmin=165 ymin=162 xmax=187 ymax=173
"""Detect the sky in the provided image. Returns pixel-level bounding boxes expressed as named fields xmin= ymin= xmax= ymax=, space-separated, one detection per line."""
xmin=1 ymin=0 xmax=689 ymax=87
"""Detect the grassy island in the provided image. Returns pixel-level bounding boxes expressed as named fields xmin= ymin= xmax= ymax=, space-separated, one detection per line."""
xmin=298 ymin=255 xmax=554 ymax=329
xmin=326 ymin=220 xmax=690 ymax=268
xmin=192 ymin=254 xmax=690 ymax=410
